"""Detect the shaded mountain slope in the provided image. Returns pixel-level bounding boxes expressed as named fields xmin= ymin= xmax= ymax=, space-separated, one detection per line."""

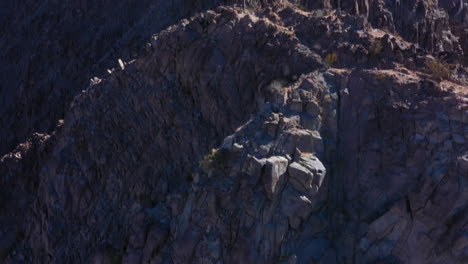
xmin=0 ymin=2 xmax=467 ymax=264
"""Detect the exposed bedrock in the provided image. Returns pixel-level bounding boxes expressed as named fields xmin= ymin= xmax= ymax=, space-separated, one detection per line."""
xmin=1 ymin=7 xmax=324 ymax=263
xmin=2 ymin=0 xmax=467 ymax=157
xmin=0 ymin=3 xmax=467 ymax=264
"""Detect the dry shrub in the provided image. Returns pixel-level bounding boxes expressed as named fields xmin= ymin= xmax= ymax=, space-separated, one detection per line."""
xmin=376 ymin=72 xmax=387 ymax=80
xmin=325 ymin=53 xmax=338 ymax=66
xmin=369 ymin=41 xmax=383 ymax=57
xmin=200 ymin=148 xmax=228 ymax=173
xmin=426 ymin=59 xmax=451 ymax=80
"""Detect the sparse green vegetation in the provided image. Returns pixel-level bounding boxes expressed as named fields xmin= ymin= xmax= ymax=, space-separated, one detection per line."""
xmin=426 ymin=58 xmax=451 ymax=80
xmin=376 ymin=72 xmax=387 ymax=80
xmin=393 ymin=32 xmax=402 ymax=39
xmin=200 ymin=148 xmax=228 ymax=173
xmin=265 ymin=79 xmax=288 ymax=104
xmin=325 ymin=53 xmax=338 ymax=67
xmin=267 ymin=80 xmax=286 ymax=94
xmin=369 ymin=41 xmax=383 ymax=57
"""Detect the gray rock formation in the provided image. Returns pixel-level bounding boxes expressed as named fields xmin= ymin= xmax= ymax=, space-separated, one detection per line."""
xmin=0 ymin=1 xmax=467 ymax=264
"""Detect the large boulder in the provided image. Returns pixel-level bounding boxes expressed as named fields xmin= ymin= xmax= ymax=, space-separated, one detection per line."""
xmin=288 ymin=152 xmax=326 ymax=197
xmin=263 ymin=156 xmax=289 ymax=200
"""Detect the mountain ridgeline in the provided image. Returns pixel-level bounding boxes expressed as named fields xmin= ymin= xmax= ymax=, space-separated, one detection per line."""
xmin=0 ymin=1 xmax=467 ymax=263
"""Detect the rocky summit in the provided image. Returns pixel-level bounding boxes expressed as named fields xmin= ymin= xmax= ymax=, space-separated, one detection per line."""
xmin=0 ymin=1 xmax=467 ymax=263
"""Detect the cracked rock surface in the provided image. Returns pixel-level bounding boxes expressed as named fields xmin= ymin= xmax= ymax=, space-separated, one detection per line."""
xmin=0 ymin=1 xmax=467 ymax=264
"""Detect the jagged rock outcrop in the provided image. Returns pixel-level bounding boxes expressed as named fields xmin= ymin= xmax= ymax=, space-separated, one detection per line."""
xmin=1 ymin=0 xmax=465 ymax=157
xmin=0 ymin=2 xmax=467 ymax=264
xmin=441 ymin=0 xmax=468 ymax=64
xmin=168 ymin=70 xmax=338 ymax=264
xmin=298 ymin=0 xmax=468 ymax=64
xmin=1 ymin=6 xmax=324 ymax=263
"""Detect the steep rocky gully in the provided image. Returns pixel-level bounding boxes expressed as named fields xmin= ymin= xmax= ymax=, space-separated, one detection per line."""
xmin=1 ymin=1 xmax=468 ymax=264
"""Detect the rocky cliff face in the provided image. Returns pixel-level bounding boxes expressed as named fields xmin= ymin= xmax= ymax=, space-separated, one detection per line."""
xmin=0 ymin=1 xmax=467 ymax=264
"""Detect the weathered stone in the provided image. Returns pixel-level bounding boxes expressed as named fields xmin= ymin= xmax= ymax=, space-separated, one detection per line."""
xmin=284 ymin=129 xmax=324 ymax=154
xmin=0 ymin=2 xmax=467 ymax=264
xmin=458 ymin=152 xmax=468 ymax=172
xmin=172 ymin=229 xmax=202 ymax=264
xmin=289 ymin=153 xmax=326 ymax=196
xmin=301 ymin=114 xmax=322 ymax=131
xmin=264 ymin=121 xmax=279 ymax=137
xmin=305 ymin=100 xmax=321 ymax=116
xmin=280 ymin=187 xmax=312 ymax=229
xmin=258 ymin=144 xmax=271 ymax=156
xmin=290 ymin=100 xmax=303 ymax=112
xmin=288 ymin=162 xmax=313 ymax=194
xmin=232 ymin=143 xmax=244 ymax=152
xmin=142 ymin=224 xmax=169 ymax=263
xmin=263 ymin=156 xmax=289 ymax=200
xmin=243 ymin=155 xmax=266 ymax=187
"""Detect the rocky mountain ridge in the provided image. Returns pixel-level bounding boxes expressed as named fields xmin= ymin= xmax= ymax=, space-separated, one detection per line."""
xmin=1 ymin=0 xmax=467 ymax=156
xmin=0 ymin=1 xmax=467 ymax=263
